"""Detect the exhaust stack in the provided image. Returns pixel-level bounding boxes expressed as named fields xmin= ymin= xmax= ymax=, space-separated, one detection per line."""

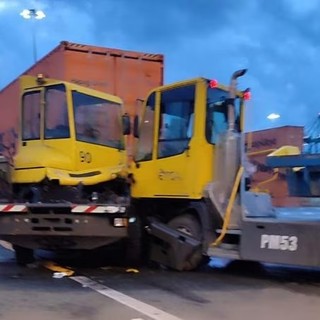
xmin=227 ymin=69 xmax=247 ymax=132
xmin=211 ymin=69 xmax=247 ymax=226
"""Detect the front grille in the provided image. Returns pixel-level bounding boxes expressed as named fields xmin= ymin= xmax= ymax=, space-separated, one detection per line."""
xmin=29 ymin=216 xmax=75 ymax=233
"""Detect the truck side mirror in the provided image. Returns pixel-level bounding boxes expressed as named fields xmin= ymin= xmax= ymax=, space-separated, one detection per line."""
xmin=133 ymin=115 xmax=139 ymax=138
xmin=122 ymin=114 xmax=131 ymax=135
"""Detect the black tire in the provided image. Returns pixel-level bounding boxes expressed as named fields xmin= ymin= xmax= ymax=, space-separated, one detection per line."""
xmin=168 ymin=214 xmax=203 ymax=271
xmin=13 ymin=245 xmax=35 ymax=266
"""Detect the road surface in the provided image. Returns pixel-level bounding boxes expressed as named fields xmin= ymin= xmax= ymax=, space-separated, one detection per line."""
xmin=1 ymin=243 xmax=320 ymax=320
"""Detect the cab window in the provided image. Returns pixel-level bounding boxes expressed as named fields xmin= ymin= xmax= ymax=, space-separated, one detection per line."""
xmin=206 ymin=88 xmax=241 ymax=144
xmin=22 ymin=91 xmax=41 ymax=140
xmin=135 ymin=92 xmax=156 ymax=161
xmin=158 ymin=85 xmax=195 ymax=158
xmin=45 ymin=84 xmax=70 ymax=139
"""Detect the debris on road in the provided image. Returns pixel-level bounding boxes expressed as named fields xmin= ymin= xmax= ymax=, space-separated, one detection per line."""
xmin=42 ymin=261 xmax=75 ymax=277
xmin=101 ymin=266 xmax=140 ymax=274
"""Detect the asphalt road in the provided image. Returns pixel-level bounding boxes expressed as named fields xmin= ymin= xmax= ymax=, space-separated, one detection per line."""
xmin=1 ymin=244 xmax=320 ymax=320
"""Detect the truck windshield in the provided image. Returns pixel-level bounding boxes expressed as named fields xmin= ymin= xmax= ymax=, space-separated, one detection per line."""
xmin=206 ymin=87 xmax=240 ymax=144
xmin=72 ymin=91 xmax=124 ymax=149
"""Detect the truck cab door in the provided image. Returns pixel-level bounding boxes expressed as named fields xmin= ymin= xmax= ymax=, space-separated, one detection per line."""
xmin=131 ymin=84 xmax=196 ymax=198
xmin=20 ymin=88 xmax=42 ymax=150
xmin=15 ymin=76 xmax=69 ymax=171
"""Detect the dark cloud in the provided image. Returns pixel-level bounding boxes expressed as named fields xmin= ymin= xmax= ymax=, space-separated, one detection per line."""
xmin=1 ymin=0 xmax=320 ymax=130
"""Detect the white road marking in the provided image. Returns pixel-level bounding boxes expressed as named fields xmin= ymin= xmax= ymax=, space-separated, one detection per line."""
xmin=71 ymin=276 xmax=183 ymax=320
xmin=0 ymin=240 xmax=13 ymax=251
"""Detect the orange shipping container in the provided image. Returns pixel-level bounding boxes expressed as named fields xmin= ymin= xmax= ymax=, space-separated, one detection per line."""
xmin=0 ymin=41 xmax=164 ymax=156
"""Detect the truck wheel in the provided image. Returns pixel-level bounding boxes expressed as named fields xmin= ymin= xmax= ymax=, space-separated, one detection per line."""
xmin=13 ymin=245 xmax=35 ymax=266
xmin=168 ymin=214 xmax=203 ymax=271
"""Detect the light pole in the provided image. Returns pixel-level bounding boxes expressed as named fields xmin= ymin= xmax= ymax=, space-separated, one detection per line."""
xmin=20 ymin=9 xmax=46 ymax=63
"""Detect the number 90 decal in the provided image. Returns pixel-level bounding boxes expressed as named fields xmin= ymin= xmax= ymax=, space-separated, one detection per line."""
xmin=80 ymin=151 xmax=92 ymax=163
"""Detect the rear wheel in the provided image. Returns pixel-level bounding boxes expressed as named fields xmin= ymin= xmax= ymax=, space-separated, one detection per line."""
xmin=13 ymin=245 xmax=35 ymax=266
xmin=168 ymin=213 xmax=203 ymax=271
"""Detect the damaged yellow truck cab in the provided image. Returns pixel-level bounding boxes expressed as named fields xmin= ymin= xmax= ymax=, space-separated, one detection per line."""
xmin=0 ymin=74 xmax=133 ymax=266
xmin=131 ymin=77 xmax=247 ymax=199
xmin=13 ymin=75 xmax=126 ymax=186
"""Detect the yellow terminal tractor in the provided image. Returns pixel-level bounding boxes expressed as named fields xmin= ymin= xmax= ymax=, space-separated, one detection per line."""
xmin=129 ymin=69 xmax=320 ymax=271
xmin=0 ymin=75 xmax=137 ymax=265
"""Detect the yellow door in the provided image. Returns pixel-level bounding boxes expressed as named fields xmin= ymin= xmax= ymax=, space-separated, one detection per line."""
xmin=131 ymin=83 xmax=197 ymax=198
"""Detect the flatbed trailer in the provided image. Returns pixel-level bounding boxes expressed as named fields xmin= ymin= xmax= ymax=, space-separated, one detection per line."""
xmin=0 ymin=202 xmax=129 ymax=250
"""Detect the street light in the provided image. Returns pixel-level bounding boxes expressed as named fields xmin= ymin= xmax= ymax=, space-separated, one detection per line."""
xmin=20 ymin=9 xmax=46 ymax=19
xmin=20 ymin=9 xmax=46 ymax=63
xmin=267 ymin=113 xmax=280 ymax=120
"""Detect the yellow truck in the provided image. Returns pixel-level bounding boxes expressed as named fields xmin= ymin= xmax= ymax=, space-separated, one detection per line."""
xmin=0 ymin=75 xmax=138 ymax=265
xmin=128 ymin=69 xmax=320 ymax=271
xmin=2 ymin=69 xmax=320 ymax=272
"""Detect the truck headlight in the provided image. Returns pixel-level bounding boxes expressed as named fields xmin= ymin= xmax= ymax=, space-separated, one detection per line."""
xmin=113 ymin=218 xmax=128 ymax=227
